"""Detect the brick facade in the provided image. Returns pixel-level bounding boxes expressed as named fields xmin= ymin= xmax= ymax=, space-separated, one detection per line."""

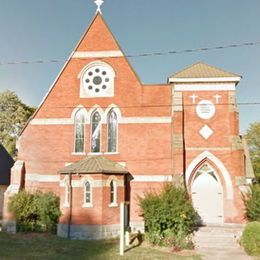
xmin=4 ymin=13 xmax=252 ymax=238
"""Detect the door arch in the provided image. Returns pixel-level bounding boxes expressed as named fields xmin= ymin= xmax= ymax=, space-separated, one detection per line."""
xmin=191 ymin=164 xmax=224 ymax=224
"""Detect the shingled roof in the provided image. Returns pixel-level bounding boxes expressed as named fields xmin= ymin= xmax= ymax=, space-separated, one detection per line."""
xmin=59 ymin=156 xmax=128 ymax=174
xmin=169 ymin=62 xmax=241 ymax=82
xmin=0 ymin=144 xmax=14 ymax=185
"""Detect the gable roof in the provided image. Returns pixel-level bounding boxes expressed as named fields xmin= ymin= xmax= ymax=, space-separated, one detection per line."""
xmin=0 ymin=144 xmax=14 ymax=185
xmin=59 ymin=156 xmax=128 ymax=175
xmin=168 ymin=62 xmax=241 ymax=83
xmin=19 ymin=14 xmax=143 ymax=138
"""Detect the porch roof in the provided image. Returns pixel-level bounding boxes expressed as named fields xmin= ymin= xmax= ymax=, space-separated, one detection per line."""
xmin=59 ymin=156 xmax=128 ymax=175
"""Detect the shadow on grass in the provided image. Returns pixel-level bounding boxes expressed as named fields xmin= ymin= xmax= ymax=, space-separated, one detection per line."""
xmin=124 ymin=231 xmax=143 ymax=253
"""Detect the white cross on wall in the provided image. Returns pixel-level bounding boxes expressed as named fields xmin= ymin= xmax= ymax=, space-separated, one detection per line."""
xmin=94 ymin=0 xmax=104 ymax=15
xmin=190 ymin=94 xmax=198 ymax=104
xmin=213 ymin=94 xmax=222 ymax=104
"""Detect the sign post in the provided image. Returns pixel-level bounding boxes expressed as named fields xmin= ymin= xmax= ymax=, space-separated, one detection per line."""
xmin=119 ymin=202 xmax=124 ymax=256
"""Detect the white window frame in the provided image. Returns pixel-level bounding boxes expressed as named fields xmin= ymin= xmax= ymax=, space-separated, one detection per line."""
xmin=82 ymin=180 xmax=93 ymax=208
xmin=107 ymin=109 xmax=119 ymax=153
xmin=73 ymin=108 xmax=86 ymax=154
xmin=78 ymin=61 xmax=116 ymax=98
xmin=90 ymin=110 xmax=102 ymax=153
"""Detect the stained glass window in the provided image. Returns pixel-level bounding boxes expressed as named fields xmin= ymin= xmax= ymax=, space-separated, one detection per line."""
xmin=74 ymin=109 xmax=85 ymax=153
xmin=91 ymin=111 xmax=101 ymax=153
xmin=107 ymin=110 xmax=117 ymax=152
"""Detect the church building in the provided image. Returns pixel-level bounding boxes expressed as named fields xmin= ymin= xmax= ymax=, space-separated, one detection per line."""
xmin=4 ymin=6 xmax=254 ymax=239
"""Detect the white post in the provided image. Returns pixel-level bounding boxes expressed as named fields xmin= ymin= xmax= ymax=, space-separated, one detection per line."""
xmin=125 ymin=230 xmax=130 ymax=246
xmin=120 ymin=202 xmax=124 ymax=256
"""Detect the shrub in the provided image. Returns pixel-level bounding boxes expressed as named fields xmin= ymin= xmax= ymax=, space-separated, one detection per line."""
xmin=8 ymin=190 xmax=61 ymax=233
xmin=241 ymin=222 xmax=260 ymax=255
xmin=139 ymin=184 xmax=198 ymax=249
xmin=243 ymin=184 xmax=260 ymax=221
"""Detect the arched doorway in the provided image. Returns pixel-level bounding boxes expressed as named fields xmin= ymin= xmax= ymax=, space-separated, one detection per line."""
xmin=191 ymin=164 xmax=224 ymax=224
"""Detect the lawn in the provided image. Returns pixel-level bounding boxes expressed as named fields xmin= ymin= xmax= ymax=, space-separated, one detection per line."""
xmin=0 ymin=232 xmax=201 ymax=260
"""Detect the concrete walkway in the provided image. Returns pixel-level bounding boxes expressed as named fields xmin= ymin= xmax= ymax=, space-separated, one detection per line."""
xmin=196 ymin=247 xmax=252 ymax=259
xmin=194 ymin=225 xmax=252 ymax=260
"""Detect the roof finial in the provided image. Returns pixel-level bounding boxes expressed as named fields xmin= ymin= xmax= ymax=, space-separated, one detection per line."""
xmin=94 ymin=0 xmax=104 ymax=15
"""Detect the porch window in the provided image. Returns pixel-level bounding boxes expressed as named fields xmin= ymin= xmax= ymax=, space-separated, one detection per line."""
xmin=109 ymin=180 xmax=117 ymax=206
xmin=83 ymin=180 xmax=93 ymax=208
xmin=85 ymin=181 xmax=91 ymax=204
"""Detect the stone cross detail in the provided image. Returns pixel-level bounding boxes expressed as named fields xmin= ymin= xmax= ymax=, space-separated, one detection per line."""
xmin=94 ymin=0 xmax=104 ymax=15
xmin=213 ymin=94 xmax=222 ymax=104
xmin=190 ymin=94 xmax=198 ymax=104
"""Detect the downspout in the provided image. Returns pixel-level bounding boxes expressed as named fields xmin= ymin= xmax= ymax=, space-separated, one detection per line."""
xmin=67 ymin=172 xmax=72 ymax=239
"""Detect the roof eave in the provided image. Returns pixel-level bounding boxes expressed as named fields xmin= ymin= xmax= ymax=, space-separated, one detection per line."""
xmin=59 ymin=170 xmax=128 ymax=175
xmin=168 ymin=76 xmax=241 ymax=84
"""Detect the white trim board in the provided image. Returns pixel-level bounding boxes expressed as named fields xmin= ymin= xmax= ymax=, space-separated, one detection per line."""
xmin=173 ymin=83 xmax=236 ymax=91
xmin=26 ymin=173 xmax=60 ymax=182
xmin=169 ymin=77 xmax=241 ymax=83
xmin=72 ymin=50 xmax=123 ymax=58
xmin=30 ymin=116 xmax=172 ymax=125
xmin=30 ymin=118 xmax=73 ymax=125
xmin=25 ymin=173 xmax=173 ymax=184
xmin=132 ymin=175 xmax=173 ymax=182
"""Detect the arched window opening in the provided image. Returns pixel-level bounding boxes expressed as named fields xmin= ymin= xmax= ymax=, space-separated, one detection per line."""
xmin=85 ymin=181 xmax=91 ymax=204
xmin=194 ymin=164 xmax=218 ymax=182
xmin=110 ymin=180 xmax=116 ymax=204
xmin=107 ymin=110 xmax=118 ymax=153
xmin=91 ymin=111 xmax=101 ymax=153
xmin=74 ymin=109 xmax=85 ymax=153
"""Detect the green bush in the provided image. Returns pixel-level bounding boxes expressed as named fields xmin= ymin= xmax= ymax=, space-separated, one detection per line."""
xmin=8 ymin=190 xmax=61 ymax=233
xmin=139 ymin=184 xmax=198 ymax=249
xmin=243 ymin=184 xmax=260 ymax=221
xmin=241 ymin=222 xmax=260 ymax=255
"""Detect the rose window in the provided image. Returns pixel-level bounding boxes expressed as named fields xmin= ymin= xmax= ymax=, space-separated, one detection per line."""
xmin=83 ymin=65 xmax=113 ymax=96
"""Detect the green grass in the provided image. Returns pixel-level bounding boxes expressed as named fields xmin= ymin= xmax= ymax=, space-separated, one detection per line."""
xmin=0 ymin=232 xmax=201 ymax=260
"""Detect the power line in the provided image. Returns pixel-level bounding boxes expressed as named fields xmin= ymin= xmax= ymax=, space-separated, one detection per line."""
xmin=1 ymin=41 xmax=260 ymax=66
xmin=1 ymin=102 xmax=260 ymax=110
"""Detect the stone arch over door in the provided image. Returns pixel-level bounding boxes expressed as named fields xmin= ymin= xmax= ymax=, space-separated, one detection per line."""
xmin=185 ymin=151 xmax=234 ymax=224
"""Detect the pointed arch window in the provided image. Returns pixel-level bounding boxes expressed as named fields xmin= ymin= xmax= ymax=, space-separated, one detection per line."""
xmin=91 ymin=111 xmax=101 ymax=153
xmin=85 ymin=181 xmax=91 ymax=204
xmin=109 ymin=180 xmax=117 ymax=206
xmin=107 ymin=110 xmax=118 ymax=153
xmin=83 ymin=180 xmax=93 ymax=207
xmin=74 ymin=109 xmax=85 ymax=153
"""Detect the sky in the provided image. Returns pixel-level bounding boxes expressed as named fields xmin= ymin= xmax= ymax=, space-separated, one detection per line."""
xmin=0 ymin=0 xmax=260 ymax=133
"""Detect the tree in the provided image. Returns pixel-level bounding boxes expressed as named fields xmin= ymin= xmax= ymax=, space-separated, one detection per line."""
xmin=0 ymin=90 xmax=36 ymax=157
xmin=246 ymin=121 xmax=260 ymax=181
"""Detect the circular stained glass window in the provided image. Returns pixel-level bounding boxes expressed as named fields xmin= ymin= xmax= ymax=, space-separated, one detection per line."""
xmin=83 ymin=65 xmax=113 ymax=96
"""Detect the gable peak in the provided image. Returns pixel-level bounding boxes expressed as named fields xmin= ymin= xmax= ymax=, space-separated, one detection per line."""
xmin=75 ymin=12 xmax=122 ymax=53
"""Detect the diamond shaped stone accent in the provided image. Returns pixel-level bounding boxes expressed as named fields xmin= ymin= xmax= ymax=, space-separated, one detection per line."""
xmin=199 ymin=125 xmax=213 ymax=140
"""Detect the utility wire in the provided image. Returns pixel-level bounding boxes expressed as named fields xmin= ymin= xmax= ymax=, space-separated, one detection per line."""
xmin=1 ymin=102 xmax=260 ymax=110
xmin=0 ymin=41 xmax=260 ymax=66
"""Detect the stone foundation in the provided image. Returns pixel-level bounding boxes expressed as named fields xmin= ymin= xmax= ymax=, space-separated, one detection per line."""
xmin=2 ymin=220 xmax=16 ymax=234
xmin=57 ymin=223 xmax=120 ymax=240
